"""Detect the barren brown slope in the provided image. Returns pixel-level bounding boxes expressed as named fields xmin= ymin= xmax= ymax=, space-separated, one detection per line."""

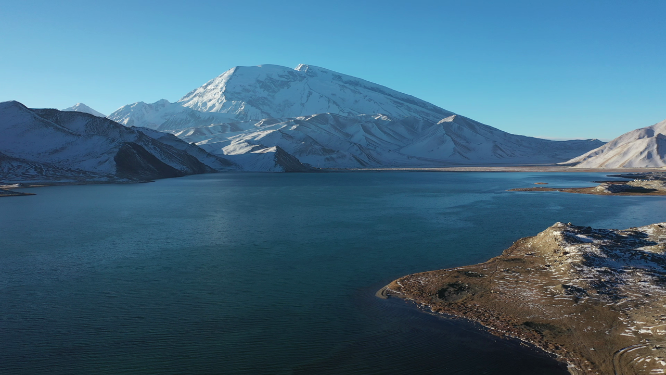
xmin=383 ymin=222 xmax=666 ymax=375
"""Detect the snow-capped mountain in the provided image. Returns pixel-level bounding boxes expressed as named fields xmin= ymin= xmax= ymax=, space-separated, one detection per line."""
xmin=0 ymin=101 xmax=237 ymax=183
xmin=107 ymin=64 xmax=454 ymax=130
xmin=109 ymin=64 xmax=604 ymax=170
xmin=564 ymin=118 xmax=666 ymax=168
xmin=63 ymin=103 xmax=105 ymax=117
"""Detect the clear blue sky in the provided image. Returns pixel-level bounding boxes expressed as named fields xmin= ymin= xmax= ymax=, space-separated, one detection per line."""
xmin=1 ymin=0 xmax=664 ymax=140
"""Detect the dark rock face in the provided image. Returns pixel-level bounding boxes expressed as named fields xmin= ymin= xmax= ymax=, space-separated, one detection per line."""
xmin=113 ymin=141 xmax=216 ymax=180
xmin=134 ymin=127 xmax=238 ymax=171
xmin=274 ymin=146 xmax=311 ymax=172
xmin=114 ymin=142 xmax=185 ymax=180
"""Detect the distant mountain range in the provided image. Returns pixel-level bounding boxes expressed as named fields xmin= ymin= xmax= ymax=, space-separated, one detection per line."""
xmin=0 ymin=101 xmax=238 ymax=183
xmin=5 ymin=64 xmax=662 ymax=178
xmin=565 ymin=118 xmax=666 ymax=168
xmin=108 ymin=64 xmax=604 ymax=170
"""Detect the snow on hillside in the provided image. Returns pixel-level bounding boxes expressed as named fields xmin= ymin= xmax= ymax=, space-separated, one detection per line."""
xmin=109 ymin=99 xmax=234 ymax=131
xmin=176 ymin=113 xmax=604 ymax=168
xmin=564 ymin=118 xmax=666 ymax=168
xmin=0 ymin=101 xmax=235 ymax=183
xmin=62 ymin=103 xmax=105 ymax=117
xmin=110 ymin=64 xmax=605 ymax=170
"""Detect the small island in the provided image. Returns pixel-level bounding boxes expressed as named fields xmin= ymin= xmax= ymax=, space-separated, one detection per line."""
xmin=0 ymin=184 xmax=35 ymax=197
xmin=381 ymin=222 xmax=666 ymax=374
xmin=511 ymin=172 xmax=666 ymax=196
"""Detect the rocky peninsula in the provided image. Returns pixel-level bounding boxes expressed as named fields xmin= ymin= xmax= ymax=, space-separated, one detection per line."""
xmin=511 ymin=172 xmax=666 ymax=196
xmin=381 ymin=222 xmax=666 ymax=374
xmin=0 ymin=184 xmax=35 ymax=197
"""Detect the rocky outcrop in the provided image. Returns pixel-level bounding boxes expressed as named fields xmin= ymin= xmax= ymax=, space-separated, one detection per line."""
xmin=511 ymin=173 xmax=666 ymax=196
xmin=114 ymin=142 xmax=204 ymax=180
xmin=273 ymin=145 xmax=311 ymax=172
xmin=136 ymin=127 xmax=238 ymax=171
xmin=593 ymin=180 xmax=666 ymax=194
xmin=384 ymin=222 xmax=666 ymax=374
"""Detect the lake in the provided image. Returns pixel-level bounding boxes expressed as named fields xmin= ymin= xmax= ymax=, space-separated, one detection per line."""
xmin=2 ymin=172 xmax=665 ymax=374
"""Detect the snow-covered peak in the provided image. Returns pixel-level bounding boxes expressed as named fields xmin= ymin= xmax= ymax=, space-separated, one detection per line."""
xmin=177 ymin=64 xmax=455 ymax=122
xmin=62 ymin=103 xmax=105 ymax=117
xmin=565 ymin=118 xmax=666 ymax=168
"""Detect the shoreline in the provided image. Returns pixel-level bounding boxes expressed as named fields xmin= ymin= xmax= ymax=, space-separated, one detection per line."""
xmin=0 ymin=188 xmax=36 ymax=197
xmin=3 ymin=167 xmax=663 ymax=198
xmin=381 ymin=222 xmax=666 ymax=375
xmin=374 ymin=283 xmax=572 ymax=372
xmin=339 ymin=166 xmax=666 ymax=173
xmin=378 ymin=283 xmax=577 ymax=373
xmin=0 ymin=180 xmax=147 ymax=198
xmin=509 ymin=186 xmax=666 ymax=196
xmin=509 ymin=174 xmax=666 ymax=196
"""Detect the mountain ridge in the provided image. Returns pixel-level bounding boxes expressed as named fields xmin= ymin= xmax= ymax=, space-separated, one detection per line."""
xmin=172 ymin=112 xmax=604 ymax=169
xmin=0 ymin=101 xmax=237 ymax=183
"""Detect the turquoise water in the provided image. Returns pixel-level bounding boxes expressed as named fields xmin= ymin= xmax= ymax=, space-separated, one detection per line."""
xmin=1 ymin=172 xmax=665 ymax=374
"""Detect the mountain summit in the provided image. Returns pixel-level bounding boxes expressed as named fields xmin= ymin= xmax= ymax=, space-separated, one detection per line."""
xmin=176 ymin=64 xmax=453 ymax=122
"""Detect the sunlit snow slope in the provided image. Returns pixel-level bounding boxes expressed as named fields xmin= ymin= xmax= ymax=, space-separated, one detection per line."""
xmin=175 ymin=113 xmax=604 ymax=168
xmin=176 ymin=64 xmax=454 ymax=121
xmin=109 ymin=64 xmax=604 ymax=170
xmin=110 ymin=99 xmax=235 ymax=131
xmin=565 ymin=119 xmax=666 ymax=168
